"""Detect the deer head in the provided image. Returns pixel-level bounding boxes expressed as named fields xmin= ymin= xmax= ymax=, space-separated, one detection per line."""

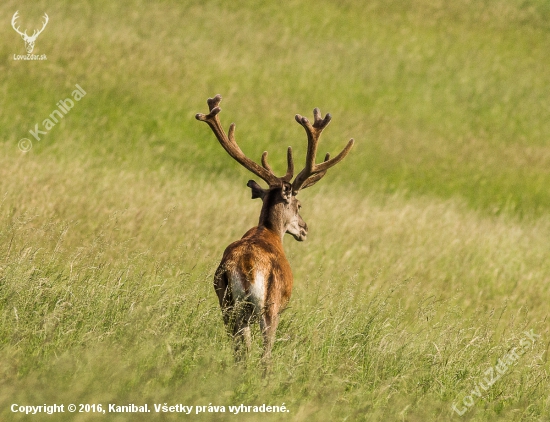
xmin=246 ymin=179 xmax=308 ymax=241
xmin=12 ymin=11 xmax=49 ymax=54
xmin=196 ymin=95 xmax=354 ymax=240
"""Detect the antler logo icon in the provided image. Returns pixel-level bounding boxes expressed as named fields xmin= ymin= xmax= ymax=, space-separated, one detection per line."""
xmin=11 ymin=11 xmax=49 ymax=54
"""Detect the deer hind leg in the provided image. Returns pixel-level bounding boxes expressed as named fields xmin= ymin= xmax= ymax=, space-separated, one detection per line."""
xmin=214 ymin=269 xmax=232 ymax=327
xmin=218 ymin=268 xmax=254 ymax=361
xmin=232 ymin=301 xmax=253 ymax=361
xmin=260 ymin=306 xmax=280 ymax=363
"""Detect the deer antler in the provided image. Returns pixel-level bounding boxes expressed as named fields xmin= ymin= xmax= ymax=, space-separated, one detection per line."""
xmin=291 ymin=108 xmax=354 ymax=192
xmin=11 ymin=11 xmax=27 ymax=37
xmin=196 ymin=95 xmax=294 ymax=187
xmin=11 ymin=12 xmax=49 ymax=40
xmin=29 ymin=13 xmax=49 ymax=40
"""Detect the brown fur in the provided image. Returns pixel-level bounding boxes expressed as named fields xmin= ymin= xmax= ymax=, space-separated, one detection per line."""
xmin=215 ymin=226 xmax=293 ymax=310
xmin=196 ymin=95 xmax=354 ymax=362
xmin=214 ymin=188 xmax=297 ymax=360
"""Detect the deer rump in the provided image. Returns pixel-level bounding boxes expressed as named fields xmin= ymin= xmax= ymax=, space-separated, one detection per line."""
xmin=215 ymin=226 xmax=292 ymax=333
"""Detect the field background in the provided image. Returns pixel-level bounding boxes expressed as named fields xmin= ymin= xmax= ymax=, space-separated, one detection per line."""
xmin=1 ymin=0 xmax=549 ymax=420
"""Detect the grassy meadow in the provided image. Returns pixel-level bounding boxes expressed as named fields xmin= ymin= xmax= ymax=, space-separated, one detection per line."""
xmin=1 ymin=0 xmax=550 ymax=420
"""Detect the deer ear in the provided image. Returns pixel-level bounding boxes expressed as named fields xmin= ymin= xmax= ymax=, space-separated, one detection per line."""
xmin=247 ymin=180 xmax=267 ymax=200
xmin=281 ymin=182 xmax=292 ymax=204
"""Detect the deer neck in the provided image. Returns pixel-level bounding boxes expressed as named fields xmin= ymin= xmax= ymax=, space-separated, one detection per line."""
xmin=258 ymin=200 xmax=286 ymax=242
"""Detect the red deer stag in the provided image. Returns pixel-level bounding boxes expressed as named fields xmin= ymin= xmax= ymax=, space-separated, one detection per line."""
xmin=196 ymin=95 xmax=354 ymax=361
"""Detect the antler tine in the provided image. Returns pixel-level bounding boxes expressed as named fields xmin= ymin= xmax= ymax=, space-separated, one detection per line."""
xmin=32 ymin=13 xmax=49 ymax=38
xmin=261 ymin=151 xmax=273 ymax=172
xmin=299 ymin=152 xmax=329 ymax=189
xmin=196 ymin=95 xmax=281 ymax=187
xmin=282 ymin=146 xmax=294 ymax=182
xmin=11 ymin=11 xmax=27 ymax=36
xmin=292 ymin=108 xmax=354 ymax=192
xmin=261 ymin=146 xmax=294 ymax=182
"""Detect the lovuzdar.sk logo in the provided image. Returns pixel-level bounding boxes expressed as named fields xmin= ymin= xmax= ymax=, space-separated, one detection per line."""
xmin=11 ymin=11 xmax=49 ymax=60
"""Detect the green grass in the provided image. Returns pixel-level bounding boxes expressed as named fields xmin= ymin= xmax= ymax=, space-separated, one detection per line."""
xmin=1 ymin=0 xmax=549 ymax=420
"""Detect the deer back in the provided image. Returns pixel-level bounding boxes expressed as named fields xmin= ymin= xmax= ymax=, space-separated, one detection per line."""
xmin=218 ymin=226 xmax=293 ymax=315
